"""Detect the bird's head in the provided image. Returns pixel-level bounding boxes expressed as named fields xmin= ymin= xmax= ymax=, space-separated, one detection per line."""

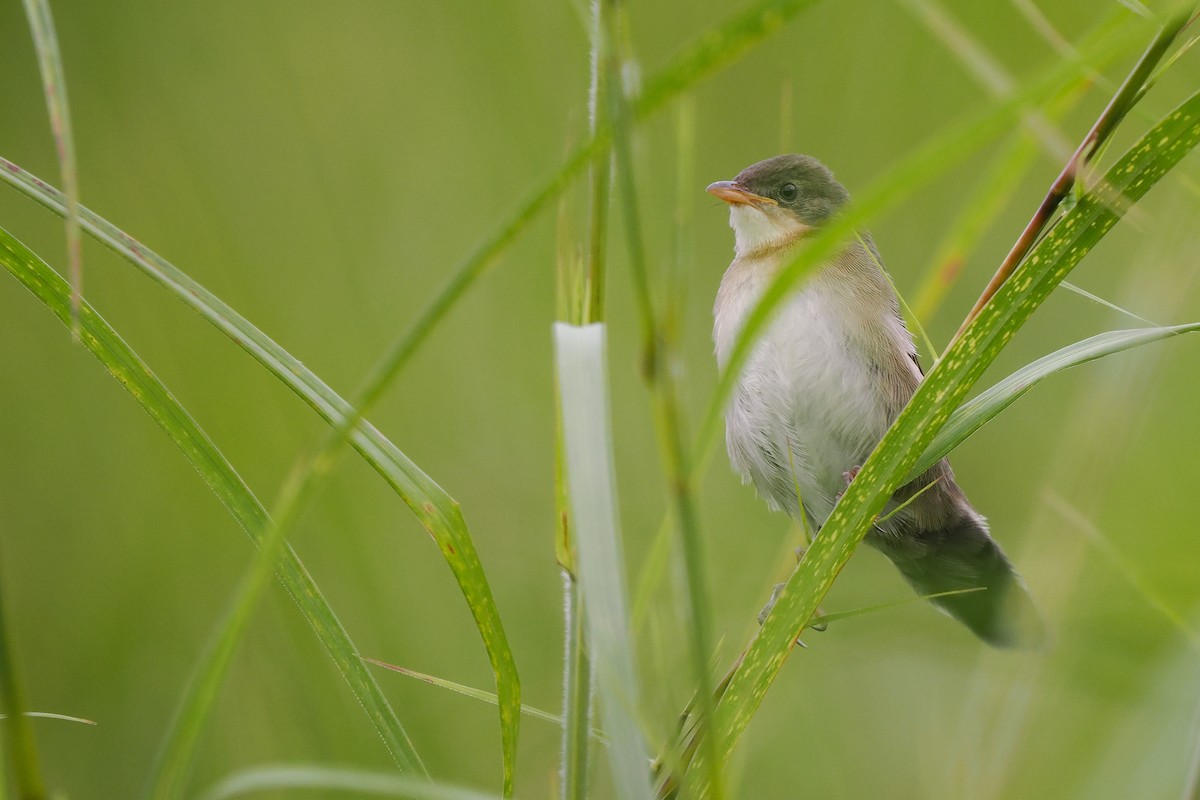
xmin=707 ymin=154 xmax=849 ymax=257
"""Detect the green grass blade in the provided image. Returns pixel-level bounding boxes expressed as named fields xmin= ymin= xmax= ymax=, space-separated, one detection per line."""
xmin=582 ymin=0 xmax=611 ymax=326
xmin=21 ymin=0 xmax=82 ymax=334
xmin=0 ymin=228 xmax=423 ymax=776
xmin=685 ymin=87 xmax=1200 ymax=797
xmin=913 ymin=129 xmax=1045 ymax=324
xmin=560 ymin=573 xmax=594 ymax=800
xmin=197 ymin=766 xmax=502 ymax=800
xmin=908 ymin=323 xmax=1200 ymax=480
xmin=908 ymin=9 xmax=1125 ymax=323
xmin=0 ymin=544 xmax=47 ymax=799
xmin=602 ymin=10 xmax=726 ymax=794
xmin=1059 ymin=280 xmax=1159 ymax=325
xmin=901 ymin=0 xmax=1075 ymax=161
xmin=0 ymin=2 xmax=823 ymax=774
xmin=0 ymin=0 xmax=818 ymax=421
xmin=146 ymin=444 xmax=438 ymax=795
xmin=1043 ymin=492 xmax=1200 ymax=652
xmin=950 ymin=6 xmax=1194 ymax=341
xmin=554 ymin=323 xmax=651 ymax=800
xmin=0 ymin=154 xmax=516 ymax=790
xmin=364 ymin=658 xmax=559 ymax=727
xmin=632 ymin=0 xmax=818 ymax=118
xmin=363 ymin=657 xmax=610 ymax=742
xmin=555 ymin=1 xmax=613 ymax=792
xmin=298 ymin=0 xmax=824 ymax=470
xmin=807 ymin=588 xmax=986 ymax=628
xmin=160 ymin=4 xmax=829 ymax=789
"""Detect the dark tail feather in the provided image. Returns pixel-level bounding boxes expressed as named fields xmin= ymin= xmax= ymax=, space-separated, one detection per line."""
xmin=873 ymin=515 xmax=1045 ymax=648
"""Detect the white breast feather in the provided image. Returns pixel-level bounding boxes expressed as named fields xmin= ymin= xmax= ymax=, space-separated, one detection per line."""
xmin=728 ymin=204 xmax=801 ymax=257
xmin=714 ymin=212 xmax=913 ymax=526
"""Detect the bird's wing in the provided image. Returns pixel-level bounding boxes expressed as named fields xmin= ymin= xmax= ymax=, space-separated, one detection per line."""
xmin=909 ymin=350 xmax=925 ymax=377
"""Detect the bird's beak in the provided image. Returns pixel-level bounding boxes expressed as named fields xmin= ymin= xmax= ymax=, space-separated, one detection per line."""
xmin=706 ymin=181 xmax=778 ymax=206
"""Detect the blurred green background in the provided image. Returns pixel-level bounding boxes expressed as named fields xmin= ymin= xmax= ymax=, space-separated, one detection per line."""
xmin=1 ymin=1 xmax=1198 ymax=797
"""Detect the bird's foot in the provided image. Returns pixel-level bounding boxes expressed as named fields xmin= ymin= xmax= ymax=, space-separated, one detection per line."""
xmin=834 ymin=465 xmax=862 ymax=502
xmin=756 ymin=579 xmax=828 ymax=635
xmin=757 ymin=583 xmax=785 ymax=626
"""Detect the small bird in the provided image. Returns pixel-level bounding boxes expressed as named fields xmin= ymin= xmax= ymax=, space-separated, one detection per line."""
xmin=707 ymin=154 xmax=1039 ymax=647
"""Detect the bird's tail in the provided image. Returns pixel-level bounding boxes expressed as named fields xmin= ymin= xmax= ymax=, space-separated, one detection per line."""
xmin=871 ymin=514 xmax=1045 ymax=648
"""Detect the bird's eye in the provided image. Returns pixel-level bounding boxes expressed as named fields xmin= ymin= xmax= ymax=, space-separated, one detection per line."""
xmin=779 ymin=183 xmax=798 ymax=201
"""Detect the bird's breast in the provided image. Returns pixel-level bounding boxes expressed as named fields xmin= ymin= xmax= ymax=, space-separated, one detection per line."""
xmin=714 ymin=252 xmax=902 ymax=521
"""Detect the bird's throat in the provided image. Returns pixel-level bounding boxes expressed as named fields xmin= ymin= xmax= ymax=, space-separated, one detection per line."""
xmin=729 ymin=205 xmax=811 ymax=258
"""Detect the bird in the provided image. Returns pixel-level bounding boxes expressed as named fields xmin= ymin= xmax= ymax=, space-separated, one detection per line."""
xmin=707 ymin=153 xmax=1040 ymax=647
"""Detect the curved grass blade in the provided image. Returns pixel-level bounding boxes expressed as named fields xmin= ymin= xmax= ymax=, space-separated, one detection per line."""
xmin=197 ymin=767 xmax=502 ymax=800
xmin=683 ymin=88 xmax=1200 ymax=797
xmin=21 ymin=0 xmax=82 ymax=333
xmin=146 ymin=437 xmax=439 ymax=796
xmin=0 ymin=229 xmax=423 ymax=775
xmin=363 ymin=657 xmax=610 ymax=742
xmin=0 ymin=2 xmax=821 ymax=781
xmin=0 ymin=156 xmax=514 ymax=790
xmin=316 ymin=0 xmax=825 ymax=462
xmin=907 ymin=323 xmax=1200 ymax=480
xmin=1060 ymin=280 xmax=1159 ymax=325
xmin=806 ymin=588 xmax=985 ymax=629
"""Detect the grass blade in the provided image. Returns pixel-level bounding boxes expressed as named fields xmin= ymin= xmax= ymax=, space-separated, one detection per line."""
xmin=554 ymin=323 xmax=651 ymax=800
xmin=908 ymin=323 xmax=1200 ymax=479
xmin=1043 ymin=492 xmax=1200 ymax=651
xmin=0 ymin=2 xmax=824 ymax=776
xmin=686 ymin=85 xmax=1200 ymax=798
xmin=559 ymin=571 xmax=594 ymax=800
xmin=0 ymin=154 xmax=517 ymax=789
xmin=603 ymin=20 xmax=725 ymax=793
xmin=953 ymin=6 xmax=1195 ymax=339
xmin=0 ymin=229 xmax=423 ymax=777
xmin=900 ymin=0 xmax=1075 ymax=162
xmin=908 ymin=9 xmax=1126 ymax=323
xmin=0 ymin=0 xmax=821 ymax=437
xmin=145 ymin=436 xmax=433 ymax=795
xmin=362 ymin=658 xmax=560 ymax=728
xmin=0 ymin=542 xmax=47 ymax=799
xmin=555 ymin=1 xmax=615 ymax=792
xmin=291 ymin=0 xmax=827 ymax=487
xmin=363 ymin=657 xmax=609 ymax=742
xmin=21 ymin=0 xmax=81 ymax=334
xmin=807 ymin=588 xmax=986 ymax=628
xmin=913 ymin=129 xmax=1044 ymax=324
xmin=1060 ymin=280 xmax=1159 ymax=324
xmin=197 ymin=766 xmax=502 ymax=800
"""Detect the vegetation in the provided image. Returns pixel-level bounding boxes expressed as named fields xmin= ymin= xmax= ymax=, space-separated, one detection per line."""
xmin=0 ymin=1 xmax=1198 ymax=798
